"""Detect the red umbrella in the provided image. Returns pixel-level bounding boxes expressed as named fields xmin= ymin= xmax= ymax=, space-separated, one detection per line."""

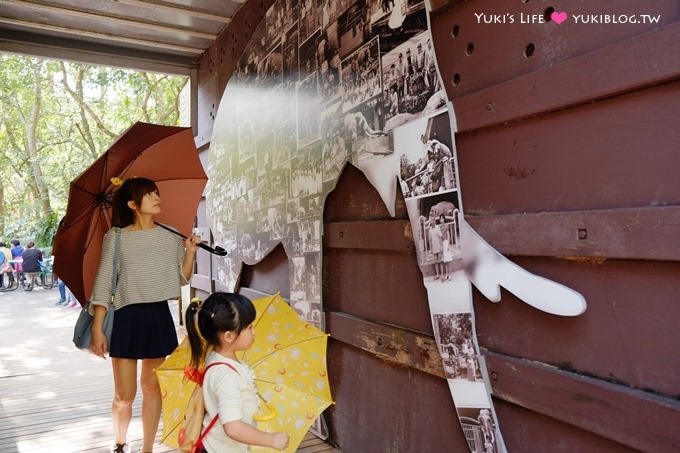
xmin=53 ymin=122 xmax=207 ymax=306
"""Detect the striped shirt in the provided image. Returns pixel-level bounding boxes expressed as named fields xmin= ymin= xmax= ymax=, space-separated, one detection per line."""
xmin=89 ymin=226 xmax=189 ymax=313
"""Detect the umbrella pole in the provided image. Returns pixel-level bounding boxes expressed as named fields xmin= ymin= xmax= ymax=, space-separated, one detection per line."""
xmin=154 ymin=222 xmax=228 ymax=256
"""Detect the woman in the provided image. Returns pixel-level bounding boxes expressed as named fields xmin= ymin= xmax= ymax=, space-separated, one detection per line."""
xmin=89 ymin=177 xmax=201 ymax=453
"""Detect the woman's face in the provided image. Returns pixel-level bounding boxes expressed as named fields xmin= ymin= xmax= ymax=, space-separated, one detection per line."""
xmin=133 ymin=190 xmax=161 ymax=217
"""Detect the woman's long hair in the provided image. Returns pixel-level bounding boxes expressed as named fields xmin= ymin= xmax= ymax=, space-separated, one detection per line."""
xmin=111 ymin=177 xmax=159 ymax=228
xmin=185 ymin=292 xmax=257 ymax=368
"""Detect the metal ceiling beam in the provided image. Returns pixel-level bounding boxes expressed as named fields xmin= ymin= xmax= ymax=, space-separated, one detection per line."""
xmin=112 ymin=0 xmax=235 ymax=22
xmin=0 ymin=28 xmax=198 ymax=74
xmin=3 ymin=0 xmax=219 ymax=40
xmin=0 ymin=17 xmax=206 ymax=54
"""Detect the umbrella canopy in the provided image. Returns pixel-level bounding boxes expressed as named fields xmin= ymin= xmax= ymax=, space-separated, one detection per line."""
xmin=156 ymin=293 xmax=333 ymax=452
xmin=53 ymin=122 xmax=206 ymax=305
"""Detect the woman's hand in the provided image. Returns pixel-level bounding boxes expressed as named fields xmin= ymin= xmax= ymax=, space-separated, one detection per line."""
xmin=90 ymin=326 xmax=108 ymax=359
xmin=183 ymin=233 xmax=202 ymax=253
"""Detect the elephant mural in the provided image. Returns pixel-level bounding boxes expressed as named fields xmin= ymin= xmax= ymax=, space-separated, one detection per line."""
xmin=206 ymin=0 xmax=587 ymax=450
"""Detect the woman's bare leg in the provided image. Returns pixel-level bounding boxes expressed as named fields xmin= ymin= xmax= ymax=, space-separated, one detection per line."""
xmin=140 ymin=357 xmax=165 ymax=452
xmin=112 ymin=358 xmax=138 ymax=445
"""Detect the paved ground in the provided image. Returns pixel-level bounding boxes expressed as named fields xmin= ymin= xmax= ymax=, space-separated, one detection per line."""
xmin=0 ymin=284 xmax=337 ymax=453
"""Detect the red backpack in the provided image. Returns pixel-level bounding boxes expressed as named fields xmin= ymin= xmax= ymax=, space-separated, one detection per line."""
xmin=178 ymin=362 xmax=238 ymax=453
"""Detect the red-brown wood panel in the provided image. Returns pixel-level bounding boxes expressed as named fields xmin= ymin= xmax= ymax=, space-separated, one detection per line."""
xmin=474 ymin=257 xmax=680 ymax=398
xmin=323 ymin=165 xmax=470 ymax=451
xmin=326 ymin=340 xmax=465 ymax=453
xmin=455 ymin=81 xmax=680 ymax=215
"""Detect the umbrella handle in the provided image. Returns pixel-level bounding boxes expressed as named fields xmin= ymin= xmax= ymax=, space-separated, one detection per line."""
xmin=254 ymin=398 xmax=278 ymax=422
xmin=154 ymin=222 xmax=228 ymax=256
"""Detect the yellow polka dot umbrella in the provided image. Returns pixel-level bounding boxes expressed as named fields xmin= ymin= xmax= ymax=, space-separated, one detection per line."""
xmin=156 ymin=293 xmax=333 ymax=452
xmin=155 ymin=335 xmax=206 ymax=450
xmin=239 ymin=293 xmax=334 ymax=453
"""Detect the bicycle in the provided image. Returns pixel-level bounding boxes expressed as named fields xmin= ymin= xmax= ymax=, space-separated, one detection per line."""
xmin=0 ymin=268 xmax=19 ymax=291
xmin=33 ymin=260 xmax=56 ymax=290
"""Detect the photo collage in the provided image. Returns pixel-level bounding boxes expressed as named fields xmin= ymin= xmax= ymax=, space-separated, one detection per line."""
xmin=206 ymin=0 xmax=502 ymax=448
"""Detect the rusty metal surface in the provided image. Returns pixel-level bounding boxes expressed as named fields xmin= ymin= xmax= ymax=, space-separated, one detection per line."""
xmin=326 ymin=340 xmax=467 ymax=453
xmin=456 ymin=81 xmax=680 ymax=215
xmin=327 ymin=311 xmax=445 ymax=379
xmin=452 ymin=22 xmax=680 ymax=133
xmin=430 ymin=0 xmax=679 ymax=99
xmin=485 ymin=351 xmax=680 ymax=452
xmin=465 ymin=206 xmax=680 ymax=261
xmin=473 ymin=257 xmax=680 ymax=399
xmin=196 ymin=0 xmax=275 ymax=147
xmin=239 ymin=243 xmax=291 ymax=299
xmin=492 ymin=400 xmax=638 ymax=453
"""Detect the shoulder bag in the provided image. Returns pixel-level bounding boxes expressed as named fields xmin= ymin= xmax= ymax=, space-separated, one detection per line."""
xmin=73 ymin=228 xmax=121 ymax=351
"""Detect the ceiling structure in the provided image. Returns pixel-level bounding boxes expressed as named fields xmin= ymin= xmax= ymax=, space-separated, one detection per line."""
xmin=0 ymin=0 xmax=245 ymax=74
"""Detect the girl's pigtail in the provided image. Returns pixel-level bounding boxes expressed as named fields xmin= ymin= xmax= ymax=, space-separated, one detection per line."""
xmin=185 ymin=297 xmax=205 ymax=369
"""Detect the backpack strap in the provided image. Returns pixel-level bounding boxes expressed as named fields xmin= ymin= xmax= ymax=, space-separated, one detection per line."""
xmin=194 ymin=362 xmax=239 ymax=451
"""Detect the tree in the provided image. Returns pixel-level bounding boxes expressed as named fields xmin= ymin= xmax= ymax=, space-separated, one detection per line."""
xmin=0 ymin=53 xmax=188 ymax=248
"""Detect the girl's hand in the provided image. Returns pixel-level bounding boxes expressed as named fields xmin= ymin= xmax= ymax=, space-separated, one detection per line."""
xmin=271 ymin=432 xmax=289 ymax=450
xmin=90 ymin=327 xmax=108 ymax=359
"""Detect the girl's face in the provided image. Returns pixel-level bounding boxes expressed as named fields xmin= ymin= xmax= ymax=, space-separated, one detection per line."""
xmin=131 ymin=190 xmax=161 ymax=217
xmin=232 ymin=324 xmax=255 ymax=352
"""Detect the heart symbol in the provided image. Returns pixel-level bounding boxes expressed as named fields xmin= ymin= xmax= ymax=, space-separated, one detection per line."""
xmin=551 ymin=11 xmax=568 ymax=25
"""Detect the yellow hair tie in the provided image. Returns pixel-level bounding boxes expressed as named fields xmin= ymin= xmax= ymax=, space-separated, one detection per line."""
xmin=110 ymin=177 xmax=124 ymax=187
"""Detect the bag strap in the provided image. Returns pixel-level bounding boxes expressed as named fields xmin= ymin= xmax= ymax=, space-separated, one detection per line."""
xmin=110 ymin=228 xmax=121 ymax=304
xmin=195 ymin=362 xmax=239 ymax=448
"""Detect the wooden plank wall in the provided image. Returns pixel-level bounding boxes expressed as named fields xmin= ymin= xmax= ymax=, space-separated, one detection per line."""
xmin=194 ymin=0 xmax=680 ymax=450
xmin=429 ymin=0 xmax=680 ymax=451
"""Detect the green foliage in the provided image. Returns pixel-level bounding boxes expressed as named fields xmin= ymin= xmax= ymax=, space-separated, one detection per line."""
xmin=0 ymin=53 xmax=189 ymax=241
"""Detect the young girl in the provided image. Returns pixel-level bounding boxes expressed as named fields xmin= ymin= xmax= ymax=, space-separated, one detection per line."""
xmin=89 ymin=177 xmax=202 ymax=453
xmin=185 ymin=293 xmax=290 ymax=452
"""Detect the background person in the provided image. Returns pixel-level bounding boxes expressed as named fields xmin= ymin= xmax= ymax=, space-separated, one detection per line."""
xmin=21 ymin=241 xmax=43 ymax=291
xmin=0 ymin=241 xmax=12 ymax=287
xmin=88 ymin=177 xmax=201 ymax=453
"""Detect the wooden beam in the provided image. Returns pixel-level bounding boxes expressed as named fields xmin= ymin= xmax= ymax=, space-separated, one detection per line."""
xmin=114 ymin=0 xmax=233 ymax=23
xmin=4 ymin=0 xmax=218 ymax=40
xmin=326 ymin=311 xmax=446 ymax=379
xmin=466 ymin=206 xmax=680 ymax=261
xmin=0 ymin=17 xmax=205 ymax=54
xmin=485 ymin=350 xmax=680 ymax=452
xmin=454 ymin=22 xmax=680 ymax=132
xmin=324 ymin=220 xmax=414 ymax=251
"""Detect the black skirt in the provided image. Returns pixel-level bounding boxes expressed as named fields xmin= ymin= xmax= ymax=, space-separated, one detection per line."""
xmin=110 ymin=301 xmax=178 ymax=359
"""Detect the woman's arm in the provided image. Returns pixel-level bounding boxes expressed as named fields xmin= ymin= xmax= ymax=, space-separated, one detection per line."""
xmin=223 ymin=420 xmax=289 ymax=450
xmin=181 ymin=235 xmax=200 ymax=281
xmin=91 ymin=304 xmax=109 ymax=358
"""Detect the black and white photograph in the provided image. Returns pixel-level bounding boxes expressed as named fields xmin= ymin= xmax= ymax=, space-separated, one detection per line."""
xmin=381 ymin=31 xmax=438 ymax=125
xmin=305 ymin=252 xmax=322 ymax=301
xmin=257 ymin=44 xmax=284 ymax=89
xmin=341 ymin=36 xmax=382 ymax=112
xmin=282 ymin=25 xmax=300 ymax=85
xmin=292 ymin=142 xmax=323 ymax=197
xmin=317 ymin=24 xmax=342 ymax=104
xmin=287 ymin=198 xmax=300 ymax=223
xmin=273 ymin=121 xmax=295 ymax=167
xmin=296 ymin=72 xmax=322 ymax=148
xmin=456 ymin=407 xmax=499 ymax=453
xmin=433 ymin=313 xmax=480 ymax=381
xmin=337 ymin=0 xmax=369 ymax=58
xmin=407 ymin=192 xmax=461 ymax=281
xmin=397 ymin=108 xmax=456 ymax=198
xmin=238 ymin=114 xmax=257 ymax=163
xmin=299 ymin=0 xmax=321 ymax=43
xmin=299 ymin=30 xmax=321 ymax=80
